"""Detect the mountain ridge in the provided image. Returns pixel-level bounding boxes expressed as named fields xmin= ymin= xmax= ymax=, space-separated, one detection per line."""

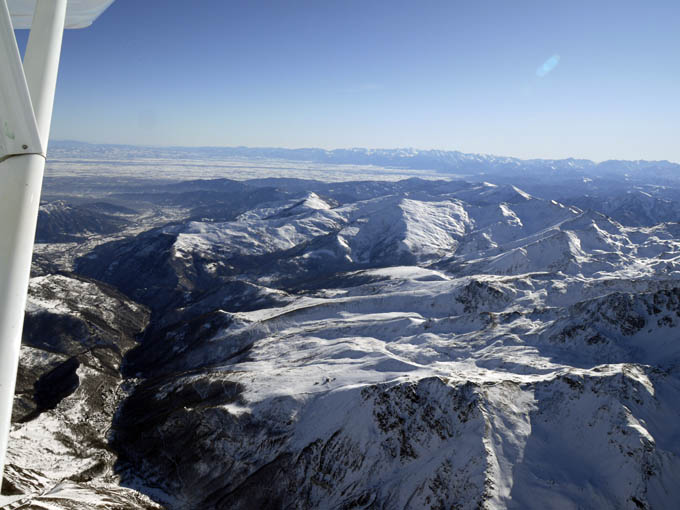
xmin=49 ymin=140 xmax=679 ymax=174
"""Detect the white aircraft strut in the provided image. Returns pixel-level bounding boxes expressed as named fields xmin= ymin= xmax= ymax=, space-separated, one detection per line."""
xmin=0 ymin=0 xmax=113 ymax=487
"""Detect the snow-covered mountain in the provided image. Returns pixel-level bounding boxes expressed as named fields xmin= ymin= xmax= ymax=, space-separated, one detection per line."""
xmin=569 ymin=190 xmax=680 ymax=227
xmin=111 ymin=264 xmax=680 ymax=509
xmin=8 ymin=171 xmax=680 ymax=509
xmin=4 ymin=274 xmax=159 ymax=509
xmin=36 ymin=200 xmax=133 ymax=243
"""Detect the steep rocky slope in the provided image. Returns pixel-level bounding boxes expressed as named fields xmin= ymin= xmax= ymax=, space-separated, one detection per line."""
xmin=110 ymin=266 xmax=680 ymax=509
xmin=3 ymin=274 xmax=159 ymax=509
xmin=36 ymin=201 xmax=133 ymax=243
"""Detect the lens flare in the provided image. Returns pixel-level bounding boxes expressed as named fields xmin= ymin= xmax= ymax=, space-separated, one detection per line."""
xmin=536 ymin=54 xmax=560 ymax=77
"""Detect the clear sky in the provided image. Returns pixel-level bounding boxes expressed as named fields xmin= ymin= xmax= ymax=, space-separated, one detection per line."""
xmin=14 ymin=0 xmax=680 ymax=161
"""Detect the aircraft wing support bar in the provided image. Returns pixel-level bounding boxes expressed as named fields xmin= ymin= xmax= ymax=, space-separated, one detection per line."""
xmin=0 ymin=0 xmax=44 ymax=161
xmin=0 ymin=0 xmax=67 ymax=486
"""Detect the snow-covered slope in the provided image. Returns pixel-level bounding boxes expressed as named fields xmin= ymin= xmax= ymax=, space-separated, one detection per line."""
xmin=4 ymin=274 xmax=159 ymax=509
xmin=570 ymin=191 xmax=680 ymax=227
xmin=78 ymin=180 xmax=680 ymax=509
xmin=36 ymin=200 xmax=132 ymax=243
xmin=112 ymin=266 xmax=680 ymax=509
xmin=13 ymin=174 xmax=680 ymax=509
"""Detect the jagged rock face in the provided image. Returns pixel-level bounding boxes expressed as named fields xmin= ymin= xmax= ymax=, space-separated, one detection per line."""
xmin=4 ymin=274 xmax=158 ymax=509
xmin=14 ymin=274 xmax=149 ymax=421
xmin=113 ymin=376 xmax=491 ymax=510
xmin=112 ymin=370 xmax=680 ymax=510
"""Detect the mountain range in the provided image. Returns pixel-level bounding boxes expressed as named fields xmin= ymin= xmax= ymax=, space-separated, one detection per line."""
xmin=2 ymin=147 xmax=680 ymax=508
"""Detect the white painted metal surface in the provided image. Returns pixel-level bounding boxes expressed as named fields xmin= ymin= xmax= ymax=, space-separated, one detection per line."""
xmin=22 ymin=0 xmax=67 ymax=148
xmin=8 ymin=0 xmax=113 ymax=29
xmin=0 ymin=0 xmax=115 ymax=488
xmin=0 ymin=153 xmax=47 ymax=484
xmin=0 ymin=0 xmax=78 ymax=487
xmin=0 ymin=0 xmax=42 ymax=160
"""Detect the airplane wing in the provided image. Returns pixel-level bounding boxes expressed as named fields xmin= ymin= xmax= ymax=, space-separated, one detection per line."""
xmin=8 ymin=0 xmax=114 ymax=29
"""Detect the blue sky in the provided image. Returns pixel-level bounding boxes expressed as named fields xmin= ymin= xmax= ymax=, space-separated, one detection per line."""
xmin=14 ymin=0 xmax=680 ymax=161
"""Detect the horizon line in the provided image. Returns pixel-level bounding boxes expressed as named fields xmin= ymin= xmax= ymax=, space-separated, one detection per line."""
xmin=48 ymin=139 xmax=680 ymax=166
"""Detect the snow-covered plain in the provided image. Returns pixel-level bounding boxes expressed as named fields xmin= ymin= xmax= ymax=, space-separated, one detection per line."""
xmin=45 ymin=147 xmax=449 ymax=183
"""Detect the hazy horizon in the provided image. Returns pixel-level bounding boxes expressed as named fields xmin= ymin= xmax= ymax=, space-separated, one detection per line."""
xmin=11 ymin=0 xmax=677 ymax=163
xmin=50 ymin=139 xmax=680 ymax=166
